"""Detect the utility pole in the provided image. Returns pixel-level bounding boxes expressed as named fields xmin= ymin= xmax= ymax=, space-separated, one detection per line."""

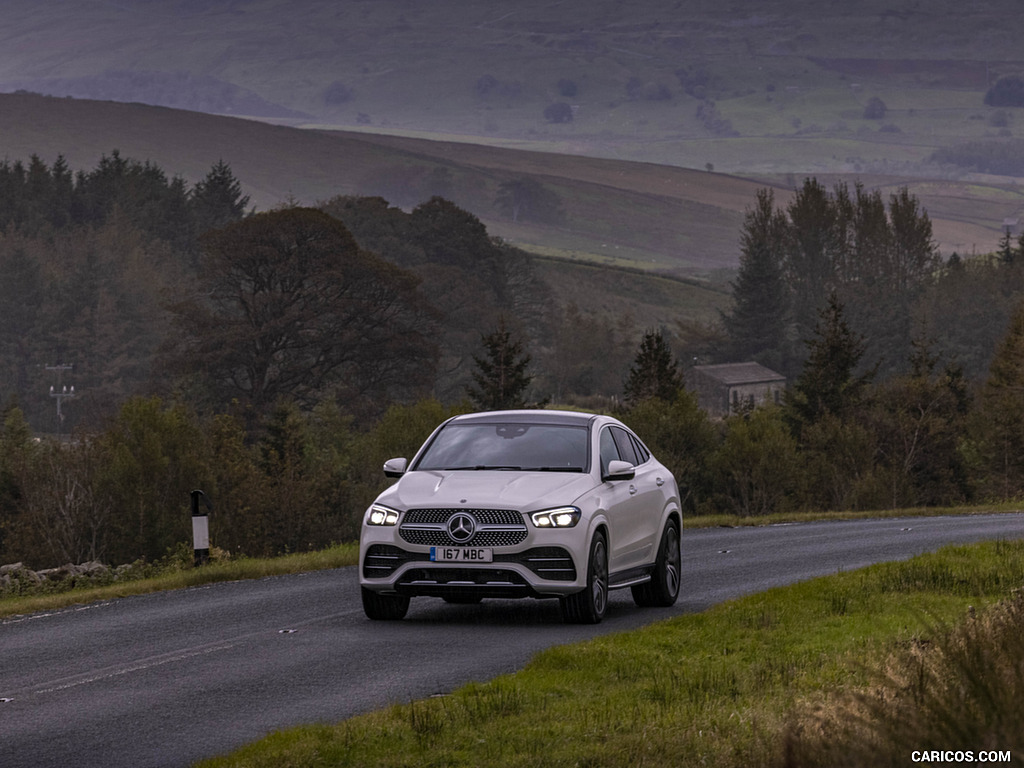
xmin=46 ymin=363 xmax=76 ymax=440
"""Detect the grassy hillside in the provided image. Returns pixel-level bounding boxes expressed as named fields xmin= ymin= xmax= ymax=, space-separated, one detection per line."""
xmin=3 ymin=0 xmax=1023 ymax=180
xmin=1 ymin=92 xmax=1017 ymax=286
xmin=4 ymin=0 xmax=1023 ymax=262
xmin=0 ymin=91 xmax=757 ymax=277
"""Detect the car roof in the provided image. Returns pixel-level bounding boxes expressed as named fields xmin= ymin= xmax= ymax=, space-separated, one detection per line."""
xmin=446 ymin=409 xmax=601 ymax=427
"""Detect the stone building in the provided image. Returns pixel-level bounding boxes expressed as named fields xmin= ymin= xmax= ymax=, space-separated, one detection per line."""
xmin=688 ymin=362 xmax=787 ymax=418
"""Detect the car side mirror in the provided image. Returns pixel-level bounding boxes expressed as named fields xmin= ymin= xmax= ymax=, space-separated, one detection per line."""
xmin=383 ymin=458 xmax=408 ymax=478
xmin=603 ymin=460 xmax=635 ymax=482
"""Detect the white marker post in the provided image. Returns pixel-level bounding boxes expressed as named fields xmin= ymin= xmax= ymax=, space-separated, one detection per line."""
xmin=190 ymin=490 xmax=212 ymax=566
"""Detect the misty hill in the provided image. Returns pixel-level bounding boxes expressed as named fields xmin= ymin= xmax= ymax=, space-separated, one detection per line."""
xmin=2 ymin=0 xmax=1024 ymax=182
xmin=1 ymin=92 xmax=1017 ymax=282
xmin=0 ymin=90 xmax=759 ymax=275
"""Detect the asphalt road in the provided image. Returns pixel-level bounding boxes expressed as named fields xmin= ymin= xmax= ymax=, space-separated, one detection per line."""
xmin=2 ymin=513 xmax=1023 ymax=768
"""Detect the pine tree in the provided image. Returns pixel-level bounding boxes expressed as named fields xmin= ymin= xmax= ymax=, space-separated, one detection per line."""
xmin=785 ymin=178 xmax=839 ymax=345
xmin=623 ymin=329 xmax=682 ymax=405
xmin=722 ymin=188 xmax=790 ymax=368
xmin=784 ymin=292 xmax=872 ymax=437
xmin=466 ymin=319 xmax=535 ymax=410
xmin=190 ymin=159 xmax=250 ymax=235
xmin=887 ymin=187 xmax=937 ymax=295
xmin=973 ymin=300 xmax=1024 ymax=499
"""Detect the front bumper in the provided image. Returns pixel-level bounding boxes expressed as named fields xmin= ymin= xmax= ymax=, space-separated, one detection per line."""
xmin=361 ymin=543 xmax=580 ymax=599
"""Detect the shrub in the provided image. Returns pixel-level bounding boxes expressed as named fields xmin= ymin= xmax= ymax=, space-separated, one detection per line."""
xmin=780 ymin=590 xmax=1024 ymax=766
xmin=710 ymin=406 xmax=800 ymax=517
xmin=863 ymin=96 xmax=888 ymax=119
xmin=543 ymin=102 xmax=573 ymax=123
xmin=985 ymin=75 xmax=1024 ymax=108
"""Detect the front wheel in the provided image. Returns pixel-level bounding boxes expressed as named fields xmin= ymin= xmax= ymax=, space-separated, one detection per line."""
xmin=560 ymin=531 xmax=608 ymax=624
xmin=632 ymin=516 xmax=681 ymax=608
xmin=362 ymin=586 xmax=410 ymax=620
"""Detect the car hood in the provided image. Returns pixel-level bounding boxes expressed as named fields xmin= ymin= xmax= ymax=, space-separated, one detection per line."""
xmin=377 ymin=470 xmax=597 ymax=512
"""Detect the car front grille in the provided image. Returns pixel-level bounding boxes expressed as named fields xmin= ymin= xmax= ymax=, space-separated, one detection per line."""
xmin=403 ymin=508 xmax=524 ymax=526
xmin=399 ymin=507 xmax=529 ymax=547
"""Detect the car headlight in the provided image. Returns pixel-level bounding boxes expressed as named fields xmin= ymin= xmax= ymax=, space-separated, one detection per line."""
xmin=366 ymin=503 xmax=401 ymax=526
xmin=531 ymin=506 xmax=581 ymax=528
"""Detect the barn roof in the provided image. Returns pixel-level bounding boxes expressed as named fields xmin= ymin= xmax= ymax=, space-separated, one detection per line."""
xmin=691 ymin=362 xmax=786 ymax=386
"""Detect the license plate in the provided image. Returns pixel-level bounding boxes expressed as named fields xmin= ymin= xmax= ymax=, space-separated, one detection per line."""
xmin=430 ymin=547 xmax=493 ymax=563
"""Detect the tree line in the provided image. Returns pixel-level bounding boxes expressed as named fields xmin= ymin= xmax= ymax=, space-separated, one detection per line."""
xmin=0 ymin=150 xmax=627 ymax=569
xmin=4 ymin=153 xmax=1024 ymax=571
xmin=0 ymin=153 xmax=575 ymax=434
xmin=5 ymin=293 xmax=1019 ymax=570
xmin=721 ymin=178 xmax=939 ymax=380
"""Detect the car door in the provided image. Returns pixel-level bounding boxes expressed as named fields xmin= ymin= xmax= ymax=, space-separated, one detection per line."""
xmin=599 ymin=426 xmax=649 ymax=574
xmin=612 ymin=426 xmax=664 ymax=569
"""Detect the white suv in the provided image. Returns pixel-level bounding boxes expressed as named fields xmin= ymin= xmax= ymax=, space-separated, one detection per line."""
xmin=359 ymin=410 xmax=681 ymax=623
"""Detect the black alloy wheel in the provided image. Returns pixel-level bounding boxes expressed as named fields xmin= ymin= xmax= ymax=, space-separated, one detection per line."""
xmin=560 ymin=531 xmax=609 ymax=624
xmin=632 ymin=516 xmax=681 ymax=607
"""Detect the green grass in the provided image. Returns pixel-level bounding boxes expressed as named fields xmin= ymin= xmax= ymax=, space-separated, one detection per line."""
xmin=685 ymin=500 xmax=1024 ymax=529
xmin=195 ymin=538 xmax=1024 ymax=768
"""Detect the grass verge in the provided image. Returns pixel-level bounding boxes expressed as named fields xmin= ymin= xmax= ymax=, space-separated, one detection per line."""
xmin=0 ymin=543 xmax=359 ymax=620
xmin=195 ymin=538 xmax=1024 ymax=768
xmin=685 ymin=501 xmax=1024 ymax=529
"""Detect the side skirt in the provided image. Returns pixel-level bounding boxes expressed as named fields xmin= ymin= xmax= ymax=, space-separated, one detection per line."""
xmin=609 ymin=565 xmax=653 ymax=590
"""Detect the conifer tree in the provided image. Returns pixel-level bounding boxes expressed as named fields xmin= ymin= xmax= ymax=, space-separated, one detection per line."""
xmin=623 ymin=329 xmax=682 ymax=405
xmin=973 ymin=300 xmax=1024 ymax=499
xmin=784 ymin=292 xmax=872 ymax=437
xmin=190 ymin=159 xmax=250 ymax=235
xmin=722 ymin=188 xmax=789 ymax=368
xmin=466 ymin=319 xmax=535 ymax=410
xmin=785 ymin=178 xmax=839 ymax=345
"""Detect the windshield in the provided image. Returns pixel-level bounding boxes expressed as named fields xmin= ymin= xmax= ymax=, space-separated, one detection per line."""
xmin=414 ymin=422 xmax=589 ymax=472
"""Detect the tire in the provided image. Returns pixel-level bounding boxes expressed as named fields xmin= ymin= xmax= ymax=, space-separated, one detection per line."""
xmin=632 ymin=516 xmax=681 ymax=608
xmin=361 ymin=586 xmax=410 ymax=620
xmin=560 ymin=531 xmax=609 ymax=624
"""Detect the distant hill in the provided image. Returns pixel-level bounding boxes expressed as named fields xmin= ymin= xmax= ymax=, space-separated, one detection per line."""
xmin=0 ymin=92 xmax=734 ymax=332
xmin=1 ymin=92 xmax=1016 ymax=281
xmin=3 ymin=0 xmax=1022 ymax=261
xmin=3 ymin=0 xmax=1024 ymax=180
xmin=0 ymin=91 xmax=762 ymax=275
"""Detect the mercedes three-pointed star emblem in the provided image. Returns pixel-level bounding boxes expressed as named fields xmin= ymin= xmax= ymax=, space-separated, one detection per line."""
xmin=446 ymin=512 xmax=477 ymax=543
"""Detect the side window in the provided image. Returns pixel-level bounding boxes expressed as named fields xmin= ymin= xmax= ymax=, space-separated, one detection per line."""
xmin=630 ymin=434 xmax=651 ymax=465
xmin=611 ymin=427 xmax=639 ymax=466
xmin=599 ymin=428 xmax=619 ymax=476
